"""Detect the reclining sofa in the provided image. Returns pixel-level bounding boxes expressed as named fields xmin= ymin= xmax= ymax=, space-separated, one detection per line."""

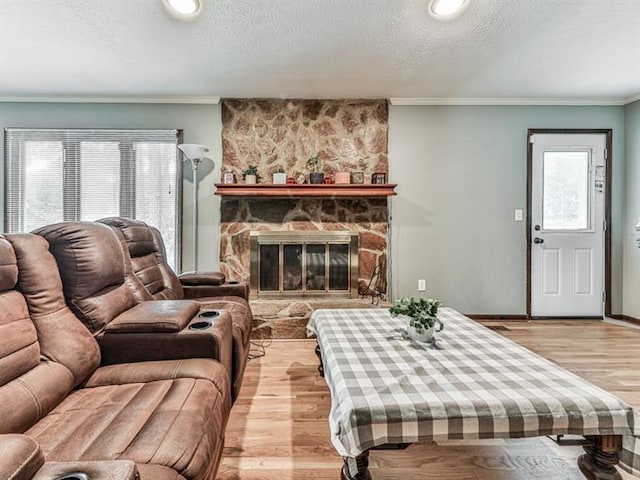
xmin=0 ymin=233 xmax=231 ymax=480
xmin=35 ymin=219 xmax=252 ymax=401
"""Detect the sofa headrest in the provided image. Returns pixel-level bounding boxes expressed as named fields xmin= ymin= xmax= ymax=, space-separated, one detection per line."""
xmin=98 ymin=217 xmax=156 ymax=258
xmin=4 ymin=234 xmax=68 ymax=316
xmin=0 ymin=234 xmax=18 ymax=292
xmin=33 ymin=222 xmax=126 ymax=299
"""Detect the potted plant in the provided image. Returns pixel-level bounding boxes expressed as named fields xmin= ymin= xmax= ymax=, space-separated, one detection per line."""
xmin=243 ymin=165 xmax=258 ymax=184
xmin=389 ymin=297 xmax=443 ymax=343
xmin=306 ymin=155 xmax=324 ymax=184
xmin=272 ymin=166 xmax=287 ymax=184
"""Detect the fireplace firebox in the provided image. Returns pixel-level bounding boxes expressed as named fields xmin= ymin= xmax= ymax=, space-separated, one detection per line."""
xmin=249 ymin=231 xmax=359 ymax=299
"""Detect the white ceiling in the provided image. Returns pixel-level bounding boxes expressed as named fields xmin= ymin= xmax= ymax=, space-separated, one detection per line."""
xmin=0 ymin=0 xmax=639 ymax=102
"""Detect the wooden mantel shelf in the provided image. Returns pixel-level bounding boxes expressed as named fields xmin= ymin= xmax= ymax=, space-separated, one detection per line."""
xmin=214 ymin=183 xmax=397 ymax=198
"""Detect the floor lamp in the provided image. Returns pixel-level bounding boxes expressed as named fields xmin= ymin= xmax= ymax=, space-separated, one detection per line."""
xmin=178 ymin=143 xmax=210 ymax=271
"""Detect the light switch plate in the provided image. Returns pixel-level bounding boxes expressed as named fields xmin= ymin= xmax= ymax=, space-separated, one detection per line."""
xmin=418 ymin=279 xmax=426 ymax=291
xmin=515 ymin=209 xmax=524 ymax=222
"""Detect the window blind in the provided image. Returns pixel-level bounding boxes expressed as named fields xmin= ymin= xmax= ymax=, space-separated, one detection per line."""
xmin=4 ymin=128 xmax=181 ymax=268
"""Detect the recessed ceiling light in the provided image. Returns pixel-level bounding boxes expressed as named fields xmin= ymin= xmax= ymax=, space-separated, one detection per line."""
xmin=430 ymin=0 xmax=468 ymax=18
xmin=164 ymin=0 xmax=200 ymax=15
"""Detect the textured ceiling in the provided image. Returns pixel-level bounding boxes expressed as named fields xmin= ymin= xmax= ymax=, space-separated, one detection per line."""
xmin=0 ymin=0 xmax=638 ymax=100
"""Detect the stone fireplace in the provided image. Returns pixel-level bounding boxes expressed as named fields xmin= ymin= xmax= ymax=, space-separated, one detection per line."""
xmin=218 ymin=98 xmax=391 ymax=336
xmin=219 ymin=98 xmax=389 ymax=290
xmin=250 ymin=230 xmax=359 ymax=298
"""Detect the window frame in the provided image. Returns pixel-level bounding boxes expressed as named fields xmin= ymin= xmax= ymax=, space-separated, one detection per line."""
xmin=4 ymin=127 xmax=184 ymax=271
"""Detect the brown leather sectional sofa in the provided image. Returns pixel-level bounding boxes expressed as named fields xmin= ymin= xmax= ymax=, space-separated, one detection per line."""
xmin=0 ymin=222 xmax=252 ymax=480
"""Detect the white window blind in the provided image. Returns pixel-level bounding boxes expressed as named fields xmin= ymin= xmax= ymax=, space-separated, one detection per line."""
xmin=5 ymin=128 xmax=181 ymax=269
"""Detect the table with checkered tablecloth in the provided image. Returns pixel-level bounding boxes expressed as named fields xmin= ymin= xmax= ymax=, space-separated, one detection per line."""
xmin=307 ymin=307 xmax=639 ymax=479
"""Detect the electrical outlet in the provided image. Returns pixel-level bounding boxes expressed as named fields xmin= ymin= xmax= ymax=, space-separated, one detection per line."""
xmin=515 ymin=209 xmax=524 ymax=222
xmin=418 ymin=279 xmax=426 ymax=291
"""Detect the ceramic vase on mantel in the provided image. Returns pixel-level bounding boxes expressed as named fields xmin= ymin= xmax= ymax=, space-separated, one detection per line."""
xmin=272 ymin=172 xmax=287 ymax=184
xmin=309 ymin=172 xmax=325 ymax=184
xmin=245 ymin=174 xmax=257 ymax=184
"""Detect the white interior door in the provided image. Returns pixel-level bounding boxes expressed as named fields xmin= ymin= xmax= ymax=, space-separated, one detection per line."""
xmin=531 ymin=133 xmax=606 ymax=317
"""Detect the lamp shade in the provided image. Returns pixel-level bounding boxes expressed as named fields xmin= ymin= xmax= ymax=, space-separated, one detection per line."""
xmin=177 ymin=143 xmax=210 ymax=161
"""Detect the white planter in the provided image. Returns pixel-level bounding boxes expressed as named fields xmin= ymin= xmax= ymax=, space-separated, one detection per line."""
xmin=404 ymin=316 xmax=435 ymax=343
xmin=245 ymin=174 xmax=257 ymax=184
xmin=272 ymin=172 xmax=287 ymax=184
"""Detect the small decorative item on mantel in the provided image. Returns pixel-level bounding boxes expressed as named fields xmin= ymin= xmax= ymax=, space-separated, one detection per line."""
xmin=371 ymin=172 xmax=386 ymax=184
xmin=306 ymin=155 xmax=324 ymax=184
xmin=350 ymin=157 xmax=368 ymax=184
xmin=243 ymin=165 xmax=258 ymax=184
xmin=272 ymin=166 xmax=287 ymax=184
xmin=389 ymin=297 xmax=443 ymax=343
xmin=335 ymin=171 xmax=351 ymax=184
xmin=286 ymin=176 xmax=296 ymax=184
xmin=323 ymin=177 xmax=335 ymax=184
xmin=223 ymin=170 xmax=236 ymax=184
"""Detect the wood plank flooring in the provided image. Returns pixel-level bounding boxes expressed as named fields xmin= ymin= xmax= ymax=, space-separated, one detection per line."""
xmin=218 ymin=320 xmax=640 ymax=480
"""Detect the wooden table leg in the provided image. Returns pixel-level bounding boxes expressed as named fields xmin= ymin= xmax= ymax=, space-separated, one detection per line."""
xmin=578 ymin=435 xmax=623 ymax=480
xmin=315 ymin=343 xmax=324 ymax=377
xmin=341 ymin=451 xmax=371 ymax=480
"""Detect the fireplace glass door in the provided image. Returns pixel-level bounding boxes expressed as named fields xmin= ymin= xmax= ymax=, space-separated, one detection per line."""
xmin=250 ymin=231 xmax=358 ymax=298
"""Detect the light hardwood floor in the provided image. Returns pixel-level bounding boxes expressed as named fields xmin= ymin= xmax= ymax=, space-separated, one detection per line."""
xmin=218 ymin=320 xmax=640 ymax=480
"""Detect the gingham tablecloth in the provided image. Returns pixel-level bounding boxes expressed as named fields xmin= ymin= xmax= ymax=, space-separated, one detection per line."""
xmin=307 ymin=307 xmax=640 ymax=477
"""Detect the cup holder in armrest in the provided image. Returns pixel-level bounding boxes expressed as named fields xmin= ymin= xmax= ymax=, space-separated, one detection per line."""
xmin=199 ymin=310 xmax=220 ymax=319
xmin=55 ymin=474 xmax=89 ymax=480
xmin=227 ymin=280 xmax=240 ymax=284
xmin=189 ymin=320 xmax=213 ymax=330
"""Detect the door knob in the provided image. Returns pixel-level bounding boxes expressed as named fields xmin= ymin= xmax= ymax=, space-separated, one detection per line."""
xmin=533 ymin=237 xmax=544 ymax=244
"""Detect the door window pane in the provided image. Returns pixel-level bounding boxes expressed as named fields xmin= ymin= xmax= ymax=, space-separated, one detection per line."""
xmin=542 ymin=151 xmax=590 ymax=230
xmin=24 ymin=141 xmax=64 ymax=231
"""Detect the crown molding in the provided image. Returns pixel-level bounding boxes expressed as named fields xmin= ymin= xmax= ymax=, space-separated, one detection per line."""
xmin=624 ymin=93 xmax=640 ymax=105
xmin=389 ymin=97 xmax=630 ymax=106
xmin=0 ymin=96 xmax=221 ymax=104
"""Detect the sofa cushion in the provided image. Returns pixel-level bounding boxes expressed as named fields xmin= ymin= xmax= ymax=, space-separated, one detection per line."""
xmin=0 ymin=434 xmax=44 ymax=480
xmin=98 ymin=218 xmax=184 ymax=300
xmin=0 ymin=236 xmax=18 ymax=292
xmin=0 ymin=291 xmax=39 ymax=386
xmin=85 ymin=359 xmax=228 ymax=394
xmin=34 ymin=222 xmax=138 ymax=333
xmin=5 ymin=234 xmax=101 ymax=387
xmin=27 ymin=371 xmax=229 ymax=480
xmin=105 ymin=300 xmax=200 ymax=334
xmin=0 ymin=362 xmax=75 ymax=434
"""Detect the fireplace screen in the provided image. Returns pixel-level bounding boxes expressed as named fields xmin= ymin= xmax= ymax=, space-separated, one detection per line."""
xmin=250 ymin=231 xmax=358 ymax=298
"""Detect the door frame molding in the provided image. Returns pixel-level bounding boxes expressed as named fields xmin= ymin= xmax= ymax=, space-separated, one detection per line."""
xmin=526 ymin=128 xmax=613 ymax=319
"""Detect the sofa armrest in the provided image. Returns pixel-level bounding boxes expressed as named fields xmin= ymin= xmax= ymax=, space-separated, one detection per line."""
xmin=182 ymin=282 xmax=250 ymax=301
xmin=0 ymin=434 xmax=44 ymax=480
xmin=105 ymin=300 xmax=200 ymax=333
xmin=179 ymin=271 xmax=225 ymax=286
xmin=97 ymin=311 xmax=233 ymax=385
xmin=33 ymin=460 xmax=138 ymax=480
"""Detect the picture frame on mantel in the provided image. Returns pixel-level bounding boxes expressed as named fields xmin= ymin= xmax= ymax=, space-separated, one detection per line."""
xmin=372 ymin=173 xmax=387 ymax=184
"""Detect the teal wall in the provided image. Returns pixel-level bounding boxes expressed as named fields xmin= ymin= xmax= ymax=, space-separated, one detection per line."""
xmin=0 ymin=102 xmax=222 ymax=272
xmin=0 ymin=101 xmax=633 ymax=316
xmin=389 ymin=105 xmax=626 ymax=315
xmin=624 ymin=100 xmax=640 ymax=318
